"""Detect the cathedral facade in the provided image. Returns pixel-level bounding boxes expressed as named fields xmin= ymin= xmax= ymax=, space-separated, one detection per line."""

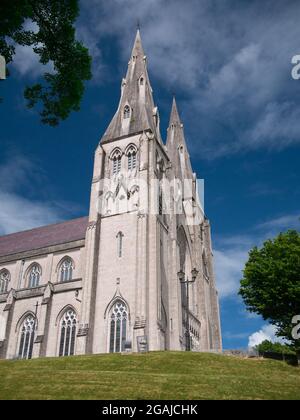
xmin=0 ymin=31 xmax=222 ymax=360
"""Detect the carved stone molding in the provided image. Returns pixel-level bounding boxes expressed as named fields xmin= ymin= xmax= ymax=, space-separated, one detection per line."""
xmin=145 ymin=130 xmax=154 ymax=140
xmin=87 ymin=221 xmax=97 ymax=230
xmin=34 ymin=335 xmax=44 ymax=344
xmin=140 ymin=162 xmax=148 ymax=170
xmin=42 ymin=297 xmax=51 ymax=305
xmin=77 ymin=323 xmax=89 ymax=337
xmin=137 ymin=211 xmax=146 ymax=219
xmin=134 ymin=316 xmax=146 ymax=329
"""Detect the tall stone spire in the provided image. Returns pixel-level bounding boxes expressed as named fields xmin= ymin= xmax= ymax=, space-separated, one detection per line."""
xmin=166 ymin=97 xmax=193 ymax=178
xmin=101 ymin=30 xmax=161 ymax=143
xmin=169 ymin=96 xmax=182 ymax=126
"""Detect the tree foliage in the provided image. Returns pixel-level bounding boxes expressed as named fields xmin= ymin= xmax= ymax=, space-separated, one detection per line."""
xmin=0 ymin=0 xmax=92 ymax=125
xmin=239 ymin=230 xmax=300 ymax=351
xmin=255 ymin=340 xmax=296 ymax=356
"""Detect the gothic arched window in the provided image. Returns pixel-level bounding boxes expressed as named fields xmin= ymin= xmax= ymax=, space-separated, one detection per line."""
xmin=28 ymin=264 xmax=41 ymax=288
xmin=59 ymin=309 xmax=77 ymax=357
xmin=127 ymin=146 xmax=137 ymax=171
xmin=18 ymin=315 xmax=36 ymax=359
xmin=109 ymin=300 xmax=128 ymax=353
xmin=112 ymin=149 xmax=122 ymax=175
xmin=140 ymin=77 xmax=144 ymax=86
xmin=0 ymin=269 xmax=10 ymax=293
xmin=116 ymin=232 xmax=124 ymax=258
xmin=124 ymin=105 xmax=131 ymax=119
xmin=59 ymin=258 xmax=74 ymax=283
xmin=158 ymin=183 xmax=163 ymax=216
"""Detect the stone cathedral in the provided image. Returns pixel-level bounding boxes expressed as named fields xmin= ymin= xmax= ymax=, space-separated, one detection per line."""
xmin=0 ymin=31 xmax=222 ymax=360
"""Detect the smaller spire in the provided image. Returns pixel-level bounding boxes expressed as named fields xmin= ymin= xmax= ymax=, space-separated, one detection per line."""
xmin=169 ymin=96 xmax=182 ymax=126
xmin=166 ymin=97 xmax=193 ymax=179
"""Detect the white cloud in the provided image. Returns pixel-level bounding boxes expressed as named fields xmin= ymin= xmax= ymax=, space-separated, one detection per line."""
xmin=214 ymin=211 xmax=299 ymax=300
xmin=11 ymin=19 xmax=54 ymax=78
xmin=7 ymin=2 xmax=300 ymax=157
xmin=248 ymin=183 xmax=282 ymax=198
xmin=77 ymin=0 xmax=300 ymax=157
xmin=12 ymin=44 xmax=54 ymax=79
xmin=248 ymin=324 xmax=285 ymax=348
xmin=0 ymin=155 xmax=79 ymax=235
xmin=0 ymin=155 xmax=34 ymax=191
xmin=214 ymin=248 xmax=248 ymax=299
xmin=207 ymin=44 xmax=263 ymax=107
xmin=257 ymin=213 xmax=300 ymax=231
xmin=0 ymin=191 xmax=63 ymax=235
xmin=223 ymin=331 xmax=250 ymax=340
xmin=246 ymin=102 xmax=300 ymax=150
xmin=76 ymin=24 xmax=106 ymax=84
xmin=13 ymin=45 xmax=42 ymax=78
xmin=244 ymin=312 xmax=260 ymax=320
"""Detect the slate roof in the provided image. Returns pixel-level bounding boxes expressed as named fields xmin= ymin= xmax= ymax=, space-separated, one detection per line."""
xmin=0 ymin=216 xmax=88 ymax=258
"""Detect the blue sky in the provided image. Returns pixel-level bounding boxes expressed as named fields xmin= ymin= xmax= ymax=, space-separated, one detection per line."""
xmin=0 ymin=0 xmax=300 ymax=349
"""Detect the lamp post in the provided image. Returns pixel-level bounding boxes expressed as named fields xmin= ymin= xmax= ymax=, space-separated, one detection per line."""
xmin=178 ymin=268 xmax=199 ymax=351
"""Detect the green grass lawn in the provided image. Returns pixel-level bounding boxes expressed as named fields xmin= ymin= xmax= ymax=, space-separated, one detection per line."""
xmin=0 ymin=351 xmax=299 ymax=400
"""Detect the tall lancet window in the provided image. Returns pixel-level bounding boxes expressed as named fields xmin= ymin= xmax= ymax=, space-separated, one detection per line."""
xmin=112 ymin=149 xmax=122 ymax=175
xmin=28 ymin=264 xmax=41 ymax=288
xmin=109 ymin=301 xmax=128 ymax=353
xmin=18 ymin=315 xmax=36 ymax=359
xmin=59 ymin=309 xmax=77 ymax=357
xmin=127 ymin=146 xmax=137 ymax=171
xmin=59 ymin=258 xmax=74 ymax=282
xmin=124 ymin=105 xmax=131 ymax=119
xmin=116 ymin=231 xmax=124 ymax=258
xmin=0 ymin=269 xmax=10 ymax=293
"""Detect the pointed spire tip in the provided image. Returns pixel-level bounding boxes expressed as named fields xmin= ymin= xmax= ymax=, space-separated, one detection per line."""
xmin=169 ymin=96 xmax=181 ymax=126
xmin=131 ymin=26 xmax=144 ymax=57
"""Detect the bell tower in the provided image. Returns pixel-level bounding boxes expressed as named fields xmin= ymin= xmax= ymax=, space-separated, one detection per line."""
xmin=77 ymin=30 xmax=222 ymax=355
xmin=78 ymin=29 xmax=169 ymax=354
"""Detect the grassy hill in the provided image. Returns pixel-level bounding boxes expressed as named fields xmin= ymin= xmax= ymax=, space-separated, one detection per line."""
xmin=0 ymin=351 xmax=299 ymax=400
